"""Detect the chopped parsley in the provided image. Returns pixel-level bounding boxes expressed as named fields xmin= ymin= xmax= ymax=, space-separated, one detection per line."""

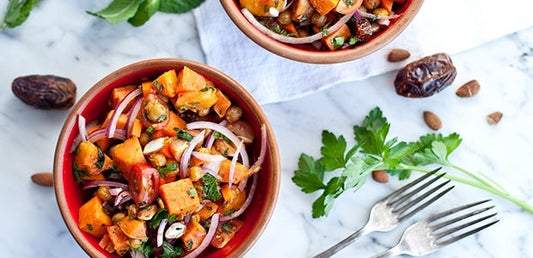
xmin=201 ymin=173 xmax=222 ymax=201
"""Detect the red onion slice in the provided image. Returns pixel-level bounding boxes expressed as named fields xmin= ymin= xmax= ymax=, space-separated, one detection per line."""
xmin=157 ymin=218 xmax=168 ymax=247
xmin=241 ymin=8 xmax=354 ymax=44
xmin=82 ymin=180 xmax=128 ymax=190
xmin=126 ymin=96 xmax=143 ymax=138
xmin=77 ymin=114 xmax=88 ymax=142
xmin=106 ymin=88 xmax=142 ymax=138
xmin=220 ymin=173 xmax=258 ymax=222
xmin=180 ymin=130 xmax=206 ymax=178
xmin=229 ymin=140 xmax=244 ymax=188
xmin=183 ymin=213 xmax=220 ymax=258
xmin=249 ymin=124 xmax=267 ymax=175
xmin=187 ymin=121 xmax=250 ymax=169
xmin=114 ymin=190 xmax=132 ymax=206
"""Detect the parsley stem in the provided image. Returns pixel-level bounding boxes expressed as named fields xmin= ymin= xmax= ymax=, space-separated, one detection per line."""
xmin=0 ymin=22 xmax=6 ymax=33
xmin=399 ymin=164 xmax=533 ymax=214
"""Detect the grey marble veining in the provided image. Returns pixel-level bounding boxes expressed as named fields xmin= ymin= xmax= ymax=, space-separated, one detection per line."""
xmin=1 ymin=1 xmax=532 ymax=258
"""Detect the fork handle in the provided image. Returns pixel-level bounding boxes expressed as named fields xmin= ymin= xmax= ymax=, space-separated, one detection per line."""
xmin=313 ymin=227 xmax=369 ymax=258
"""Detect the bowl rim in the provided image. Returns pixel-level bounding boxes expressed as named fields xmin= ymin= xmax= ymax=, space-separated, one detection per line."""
xmin=219 ymin=0 xmax=424 ymax=64
xmin=54 ymin=58 xmax=281 ymax=257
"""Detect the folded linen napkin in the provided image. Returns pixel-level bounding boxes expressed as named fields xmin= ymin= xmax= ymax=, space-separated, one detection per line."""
xmin=193 ymin=1 xmax=533 ymax=104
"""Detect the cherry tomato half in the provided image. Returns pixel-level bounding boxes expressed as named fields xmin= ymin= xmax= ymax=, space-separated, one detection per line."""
xmin=129 ymin=164 xmax=160 ymax=208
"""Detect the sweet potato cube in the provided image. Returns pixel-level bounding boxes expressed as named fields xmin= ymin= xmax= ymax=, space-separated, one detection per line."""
xmin=292 ymin=0 xmax=315 ymax=21
xmin=210 ymin=219 xmax=244 ymax=248
xmin=159 ymin=179 xmax=200 ymax=219
xmin=154 ymin=69 xmax=178 ymax=98
xmin=182 ymin=219 xmax=206 ymax=251
xmin=218 ymin=185 xmax=247 ymax=216
xmin=217 ymin=159 xmax=248 ymax=184
xmin=195 ymin=202 xmax=219 ymax=222
xmin=157 ymin=111 xmax=187 ymax=137
xmin=141 ymin=81 xmax=157 ymax=97
xmin=309 ymin=0 xmax=340 ymax=16
xmin=176 ymin=66 xmax=208 ymax=93
xmin=109 ymin=137 xmax=147 ymax=181
xmin=74 ymin=141 xmax=113 ymax=177
xmin=239 ymin=0 xmax=282 ymax=16
xmin=98 ymin=233 xmax=115 ymax=253
xmin=109 ymin=85 xmax=137 ymax=109
xmin=323 ymin=23 xmax=352 ymax=50
xmin=78 ymin=196 xmax=113 ymax=237
xmin=107 ymin=225 xmax=129 ymax=256
xmin=117 ymin=217 xmax=147 ymax=240
xmin=213 ymin=89 xmax=231 ymax=117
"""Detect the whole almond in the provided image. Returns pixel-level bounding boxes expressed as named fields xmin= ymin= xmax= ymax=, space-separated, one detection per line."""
xmin=31 ymin=172 xmax=53 ymax=187
xmin=372 ymin=170 xmax=389 ymax=183
xmin=387 ymin=48 xmax=411 ymax=62
xmin=456 ymin=80 xmax=480 ymax=97
xmin=487 ymin=111 xmax=503 ymax=125
xmin=423 ymin=111 xmax=442 ymax=131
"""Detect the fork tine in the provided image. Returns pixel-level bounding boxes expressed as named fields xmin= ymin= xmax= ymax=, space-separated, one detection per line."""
xmin=386 ymin=167 xmax=442 ymax=204
xmin=430 ymin=205 xmax=495 ymax=231
xmin=395 ymin=181 xmax=454 ymax=221
xmin=426 ymin=199 xmax=492 ymax=223
xmin=435 ymin=217 xmax=499 ymax=247
xmin=433 ymin=211 xmax=498 ymax=239
xmin=386 ymin=167 xmax=442 ymax=200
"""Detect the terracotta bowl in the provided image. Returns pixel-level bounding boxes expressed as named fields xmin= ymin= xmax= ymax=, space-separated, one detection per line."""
xmin=220 ymin=0 xmax=423 ymax=64
xmin=54 ymin=58 xmax=280 ymax=257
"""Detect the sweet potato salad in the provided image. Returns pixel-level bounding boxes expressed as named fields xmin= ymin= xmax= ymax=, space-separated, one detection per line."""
xmin=70 ymin=67 xmax=266 ymax=257
xmin=240 ymin=0 xmax=406 ymax=50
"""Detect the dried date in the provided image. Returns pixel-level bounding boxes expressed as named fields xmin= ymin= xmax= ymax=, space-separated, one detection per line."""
xmin=394 ymin=53 xmax=457 ymax=98
xmin=12 ymin=75 xmax=76 ymax=109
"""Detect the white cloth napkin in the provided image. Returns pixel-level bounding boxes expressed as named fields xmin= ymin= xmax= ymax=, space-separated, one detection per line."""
xmin=193 ymin=1 xmax=533 ymax=104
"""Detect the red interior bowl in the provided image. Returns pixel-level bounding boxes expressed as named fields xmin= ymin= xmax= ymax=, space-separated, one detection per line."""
xmin=54 ymin=58 xmax=281 ymax=257
xmin=219 ymin=0 xmax=424 ymax=63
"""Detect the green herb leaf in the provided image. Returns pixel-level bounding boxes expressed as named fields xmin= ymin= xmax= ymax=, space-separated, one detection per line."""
xmin=159 ymin=0 xmax=205 ymax=14
xmin=161 ymin=241 xmax=184 ymax=258
xmin=342 ymin=155 xmax=379 ymax=189
xmin=353 ymin=107 xmax=390 ymax=156
xmin=1 ymin=0 xmax=41 ymax=31
xmin=319 ymin=130 xmax=347 ymax=171
xmin=292 ymin=154 xmax=326 ymax=193
xmin=201 ymin=173 xmax=222 ymax=201
xmin=87 ymin=0 xmax=141 ymax=24
xmin=129 ymin=0 xmax=160 ymax=26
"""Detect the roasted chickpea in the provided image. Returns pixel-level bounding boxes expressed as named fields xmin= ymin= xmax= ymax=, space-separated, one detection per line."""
xmin=373 ymin=7 xmax=389 ymax=16
xmin=363 ymin=0 xmax=381 ymax=10
xmin=225 ymin=106 xmax=243 ymax=122
xmin=129 ymin=239 xmax=143 ymax=249
xmin=311 ymin=13 xmax=327 ymax=27
xmin=127 ymin=204 xmax=138 ymax=218
xmin=143 ymin=99 xmax=168 ymax=123
xmin=139 ymin=132 xmax=151 ymax=146
xmin=148 ymin=153 xmax=167 ymax=167
xmin=112 ymin=212 xmax=126 ymax=223
xmin=278 ymin=10 xmax=292 ymax=25
xmin=97 ymin=186 xmax=112 ymax=201
xmin=198 ymin=108 xmax=210 ymax=117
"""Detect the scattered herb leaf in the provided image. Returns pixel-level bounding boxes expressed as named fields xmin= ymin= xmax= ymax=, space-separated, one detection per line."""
xmin=1 ymin=0 xmax=41 ymax=33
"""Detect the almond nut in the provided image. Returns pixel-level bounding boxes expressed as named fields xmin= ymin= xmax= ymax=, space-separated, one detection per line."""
xmin=487 ymin=111 xmax=503 ymax=125
xmin=372 ymin=170 xmax=389 ymax=183
xmin=387 ymin=48 xmax=411 ymax=62
xmin=456 ymin=80 xmax=480 ymax=97
xmin=423 ymin=111 xmax=442 ymax=131
xmin=31 ymin=172 xmax=53 ymax=187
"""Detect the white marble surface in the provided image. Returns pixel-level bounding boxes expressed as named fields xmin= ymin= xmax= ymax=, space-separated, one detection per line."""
xmin=1 ymin=1 xmax=533 ymax=257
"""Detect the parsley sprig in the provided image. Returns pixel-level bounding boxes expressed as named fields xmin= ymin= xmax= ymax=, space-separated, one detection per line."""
xmin=87 ymin=0 xmax=205 ymax=26
xmin=292 ymin=107 xmax=533 ymax=218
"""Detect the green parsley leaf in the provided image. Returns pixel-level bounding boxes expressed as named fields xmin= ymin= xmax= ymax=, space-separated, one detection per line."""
xmin=292 ymin=154 xmax=326 ymax=193
xmin=342 ymin=155 xmax=379 ymax=189
xmin=87 ymin=0 xmax=141 ymax=24
xmin=157 ymin=163 xmax=178 ymax=174
xmin=319 ymin=131 xmax=348 ymax=171
xmin=159 ymin=0 xmax=205 ymax=14
xmin=161 ymin=241 xmax=184 ymax=258
xmin=128 ymin=0 xmax=160 ymax=26
xmin=1 ymin=0 xmax=41 ymax=32
xmin=353 ymin=107 xmax=390 ymax=156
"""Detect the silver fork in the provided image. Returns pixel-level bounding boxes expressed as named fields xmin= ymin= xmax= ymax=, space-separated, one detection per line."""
xmin=314 ymin=168 xmax=454 ymax=258
xmin=372 ymin=199 xmax=499 ymax=257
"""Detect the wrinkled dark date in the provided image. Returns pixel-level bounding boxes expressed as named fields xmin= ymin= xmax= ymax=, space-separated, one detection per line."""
xmin=12 ymin=75 xmax=76 ymax=109
xmin=394 ymin=53 xmax=457 ymax=98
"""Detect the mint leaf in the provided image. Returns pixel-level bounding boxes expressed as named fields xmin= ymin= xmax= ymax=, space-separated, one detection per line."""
xmin=159 ymin=0 xmax=205 ymax=14
xmin=319 ymin=130 xmax=347 ymax=171
xmin=1 ymin=0 xmax=40 ymax=31
xmin=292 ymin=154 xmax=326 ymax=193
xmin=128 ymin=0 xmax=160 ymax=26
xmin=87 ymin=0 xmax=141 ymax=24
